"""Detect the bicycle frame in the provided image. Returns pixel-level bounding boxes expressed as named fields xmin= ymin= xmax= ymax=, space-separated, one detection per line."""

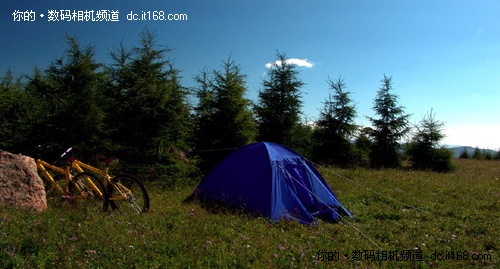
xmin=36 ymin=158 xmax=105 ymax=200
xmin=35 ymin=158 xmax=68 ymax=194
xmin=48 ymin=151 xmax=150 ymax=213
xmin=70 ymin=159 xmax=112 ymax=184
xmin=70 ymin=159 xmax=135 ymax=203
xmin=28 ymin=146 xmax=105 ymax=202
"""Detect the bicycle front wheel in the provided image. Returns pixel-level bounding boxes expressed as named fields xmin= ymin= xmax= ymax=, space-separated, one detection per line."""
xmin=105 ymin=175 xmax=150 ymax=214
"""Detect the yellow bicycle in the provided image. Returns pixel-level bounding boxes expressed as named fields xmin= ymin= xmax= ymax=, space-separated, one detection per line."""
xmin=66 ymin=149 xmax=150 ymax=214
xmin=32 ymin=147 xmax=106 ymax=211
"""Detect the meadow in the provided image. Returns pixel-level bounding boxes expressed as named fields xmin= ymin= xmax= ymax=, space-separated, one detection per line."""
xmin=0 ymin=159 xmax=498 ymax=268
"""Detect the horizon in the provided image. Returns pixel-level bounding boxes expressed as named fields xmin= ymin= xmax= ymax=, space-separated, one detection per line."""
xmin=2 ymin=1 xmax=499 ymax=150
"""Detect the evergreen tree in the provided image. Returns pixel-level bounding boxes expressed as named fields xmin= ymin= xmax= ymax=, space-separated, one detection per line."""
xmin=0 ymin=69 xmax=32 ymax=151
xmin=0 ymin=69 xmax=22 ymax=91
xmin=406 ymin=109 xmax=453 ymax=172
xmin=192 ymin=68 xmax=215 ymax=150
xmin=459 ymin=147 xmax=470 ymax=159
xmin=472 ymin=147 xmax=482 ymax=159
xmin=24 ymin=36 xmax=106 ymax=157
xmin=193 ymin=58 xmax=257 ymax=172
xmin=354 ymin=127 xmax=374 ymax=167
xmin=106 ymin=29 xmax=191 ymax=168
xmin=255 ymin=52 xmax=304 ymax=145
xmin=368 ymin=75 xmax=411 ymax=168
xmin=483 ymin=149 xmax=493 ymax=160
xmin=288 ymin=119 xmax=314 ymax=159
xmin=312 ymin=77 xmax=357 ymax=166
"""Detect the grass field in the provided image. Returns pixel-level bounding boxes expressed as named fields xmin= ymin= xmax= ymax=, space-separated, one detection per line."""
xmin=1 ymin=159 xmax=498 ymax=268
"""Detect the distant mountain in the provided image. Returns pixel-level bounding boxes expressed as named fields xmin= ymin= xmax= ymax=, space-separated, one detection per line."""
xmin=448 ymin=146 xmax=498 ymax=158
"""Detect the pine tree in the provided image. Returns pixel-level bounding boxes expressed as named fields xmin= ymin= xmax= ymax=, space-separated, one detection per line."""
xmin=288 ymin=119 xmax=314 ymax=159
xmin=192 ymin=68 xmax=215 ymax=151
xmin=24 ymin=36 xmax=106 ymax=157
xmin=313 ymin=77 xmax=357 ymax=166
xmin=406 ymin=109 xmax=453 ymax=172
xmin=472 ymin=147 xmax=482 ymax=159
xmin=459 ymin=147 xmax=470 ymax=159
xmin=354 ymin=127 xmax=374 ymax=167
xmin=193 ymin=58 xmax=257 ymax=172
xmin=107 ymin=29 xmax=191 ymax=167
xmin=255 ymin=52 xmax=304 ymax=145
xmin=368 ymin=75 xmax=411 ymax=168
xmin=483 ymin=149 xmax=493 ymax=160
xmin=0 ymin=69 xmax=32 ymax=151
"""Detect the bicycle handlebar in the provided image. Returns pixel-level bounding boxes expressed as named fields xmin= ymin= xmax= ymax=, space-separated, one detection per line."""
xmin=20 ymin=144 xmax=73 ymax=163
xmin=59 ymin=147 xmax=73 ymax=159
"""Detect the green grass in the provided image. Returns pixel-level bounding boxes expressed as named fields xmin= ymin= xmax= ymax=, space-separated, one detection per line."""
xmin=1 ymin=159 xmax=498 ymax=268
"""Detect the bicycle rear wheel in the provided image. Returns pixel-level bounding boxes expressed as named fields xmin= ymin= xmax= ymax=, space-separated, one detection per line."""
xmin=70 ymin=172 xmax=107 ymax=212
xmin=105 ymin=175 xmax=150 ymax=214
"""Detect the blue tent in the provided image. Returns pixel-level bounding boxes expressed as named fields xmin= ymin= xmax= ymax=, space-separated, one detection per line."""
xmin=190 ymin=142 xmax=352 ymax=224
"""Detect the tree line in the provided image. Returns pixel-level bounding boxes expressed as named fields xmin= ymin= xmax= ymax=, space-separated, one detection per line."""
xmin=459 ymin=147 xmax=500 ymax=160
xmin=1 ymin=30 xmax=476 ymax=184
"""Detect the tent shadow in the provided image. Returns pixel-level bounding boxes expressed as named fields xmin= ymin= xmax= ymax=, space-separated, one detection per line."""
xmin=183 ymin=194 xmax=346 ymax=225
xmin=183 ymin=194 xmax=263 ymax=220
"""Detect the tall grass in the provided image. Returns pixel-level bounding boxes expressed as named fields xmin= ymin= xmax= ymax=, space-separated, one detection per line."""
xmin=0 ymin=159 xmax=498 ymax=268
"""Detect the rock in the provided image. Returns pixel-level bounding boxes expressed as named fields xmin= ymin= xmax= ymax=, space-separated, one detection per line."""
xmin=0 ymin=150 xmax=47 ymax=211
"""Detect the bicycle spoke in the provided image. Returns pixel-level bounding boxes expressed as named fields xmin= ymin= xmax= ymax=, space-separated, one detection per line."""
xmin=106 ymin=176 xmax=150 ymax=214
xmin=70 ymin=172 xmax=107 ymax=212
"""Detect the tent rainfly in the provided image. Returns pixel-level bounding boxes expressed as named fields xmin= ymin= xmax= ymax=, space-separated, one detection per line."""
xmin=189 ymin=142 xmax=352 ymax=224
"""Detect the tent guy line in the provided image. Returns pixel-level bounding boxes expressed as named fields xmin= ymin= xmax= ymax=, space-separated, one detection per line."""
xmin=310 ymin=161 xmax=436 ymax=216
xmin=280 ymin=164 xmax=383 ymax=250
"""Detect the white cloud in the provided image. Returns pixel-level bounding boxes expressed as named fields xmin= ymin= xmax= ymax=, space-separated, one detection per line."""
xmin=265 ymin=58 xmax=314 ymax=68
